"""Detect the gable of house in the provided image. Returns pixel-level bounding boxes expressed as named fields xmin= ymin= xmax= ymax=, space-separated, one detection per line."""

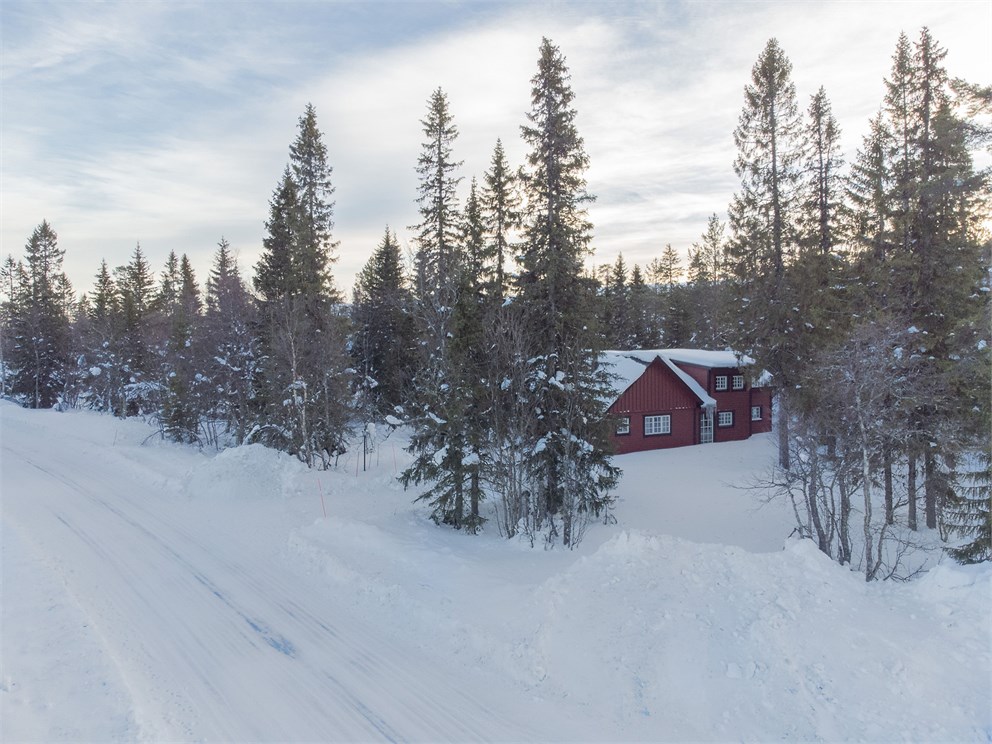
xmin=603 ymin=353 xmax=712 ymax=454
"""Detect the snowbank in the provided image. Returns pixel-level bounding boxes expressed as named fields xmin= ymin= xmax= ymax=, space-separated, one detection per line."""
xmin=182 ymin=443 xmax=302 ymax=502
xmin=3 ymin=404 xmax=989 ymax=742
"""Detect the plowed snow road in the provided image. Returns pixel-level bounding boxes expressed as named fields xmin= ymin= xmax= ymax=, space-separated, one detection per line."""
xmin=2 ymin=411 xmax=581 ymax=742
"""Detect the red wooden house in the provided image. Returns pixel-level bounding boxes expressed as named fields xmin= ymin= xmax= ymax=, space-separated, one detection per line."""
xmin=602 ymin=349 xmax=772 ymax=454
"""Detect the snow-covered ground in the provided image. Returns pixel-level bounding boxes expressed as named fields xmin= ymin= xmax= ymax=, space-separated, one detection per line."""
xmin=2 ymin=402 xmax=989 ymax=742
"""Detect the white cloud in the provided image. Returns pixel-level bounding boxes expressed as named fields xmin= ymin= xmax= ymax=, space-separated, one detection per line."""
xmin=2 ymin=0 xmax=988 ymax=297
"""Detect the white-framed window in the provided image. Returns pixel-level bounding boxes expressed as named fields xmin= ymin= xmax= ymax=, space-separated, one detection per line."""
xmin=717 ymin=410 xmax=734 ymax=428
xmin=751 ymin=405 xmax=762 ymax=421
xmin=732 ymin=375 xmax=745 ymax=390
xmin=715 ymin=375 xmax=728 ymax=391
xmin=616 ymin=416 xmax=631 ymax=435
xmin=644 ymin=414 xmax=671 ymax=436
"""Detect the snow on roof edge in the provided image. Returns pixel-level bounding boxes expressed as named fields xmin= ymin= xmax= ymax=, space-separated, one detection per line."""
xmin=600 ymin=347 xmax=776 ymax=408
xmin=600 ymin=350 xmax=716 ymax=408
xmin=657 ymin=354 xmax=717 ymax=408
xmin=654 ymin=348 xmax=754 ymax=369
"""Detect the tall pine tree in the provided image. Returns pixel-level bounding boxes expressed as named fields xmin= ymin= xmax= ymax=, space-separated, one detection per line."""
xmin=726 ymin=38 xmax=803 ymax=469
xmin=412 ymin=88 xmax=462 ymax=304
xmin=513 ymin=37 xmax=619 ymax=547
xmin=5 ymin=221 xmax=73 ymax=408
xmin=203 ymin=238 xmax=259 ymax=444
xmin=352 ymin=227 xmax=416 ymax=414
xmin=401 ymin=90 xmax=487 ymax=530
xmin=481 ymin=139 xmax=520 ymax=302
xmin=253 ymin=104 xmax=351 ymax=467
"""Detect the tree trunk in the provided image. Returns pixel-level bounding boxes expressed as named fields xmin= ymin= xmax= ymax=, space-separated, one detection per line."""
xmin=777 ymin=395 xmax=791 ymax=470
xmin=908 ymin=449 xmax=918 ymax=531
xmin=470 ymin=469 xmax=480 ymax=525
xmin=859 ymin=415 xmax=875 ymax=582
xmin=924 ymin=450 xmax=938 ymax=529
xmin=453 ymin=460 xmax=464 ymax=528
xmin=883 ymin=442 xmax=894 ymax=525
xmin=807 ymin=446 xmax=828 ymax=555
xmin=838 ymin=470 xmax=852 ymax=566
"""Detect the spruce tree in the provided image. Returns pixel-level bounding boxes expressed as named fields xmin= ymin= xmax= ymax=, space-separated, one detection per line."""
xmin=790 ymin=87 xmax=847 ymax=412
xmin=0 ymin=256 xmax=26 ymax=398
xmin=481 ymin=139 xmax=520 ymax=302
xmin=113 ymin=244 xmax=157 ymax=415
xmin=688 ymin=214 xmax=728 ymax=348
xmin=255 ymin=169 xmax=301 ymax=303
xmin=412 ymin=88 xmax=462 ymax=303
xmin=726 ymin=38 xmax=803 ymax=469
xmin=650 ymin=244 xmax=683 ymax=288
xmin=694 ymin=214 xmax=726 ymax=281
xmin=943 ymin=302 xmax=991 ymax=563
xmin=945 ymin=451 xmax=992 ymax=564
xmin=462 ymin=178 xmax=490 ymax=287
xmin=801 ymin=89 xmax=844 ymax=257
xmin=253 ymin=105 xmax=351 ymax=467
xmin=627 ymin=264 xmax=657 ymax=348
xmin=203 ymin=237 xmax=258 ymax=444
xmin=290 ymin=102 xmax=338 ymax=300
xmin=867 ymin=29 xmax=988 ymax=531
xmin=160 ymin=255 xmax=202 ymax=443
xmin=206 ymin=237 xmax=239 ymax=313
xmin=5 ymin=221 xmax=74 ymax=408
xmin=351 ymin=227 xmax=416 ymax=414
xmin=685 ymin=246 xmax=709 ymax=285
xmin=513 ymin=37 xmax=619 ymax=547
xmin=846 ymin=113 xmax=895 ymax=282
xmin=157 ymin=250 xmax=181 ymax=316
xmin=648 ymin=254 xmax=688 ymax=349
xmin=75 ymin=259 xmax=124 ymax=412
xmin=401 ymin=90 xmax=484 ymax=530
xmin=909 ymin=30 xmax=986 ymax=530
xmin=89 ymin=260 xmax=118 ymax=324
xmin=601 ymin=253 xmax=631 ymax=347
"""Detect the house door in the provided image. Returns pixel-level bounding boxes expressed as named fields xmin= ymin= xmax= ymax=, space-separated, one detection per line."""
xmin=700 ymin=410 xmax=713 ymax=444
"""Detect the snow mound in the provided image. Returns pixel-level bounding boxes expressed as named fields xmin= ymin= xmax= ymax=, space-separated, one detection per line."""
xmin=520 ymin=531 xmax=989 ymax=741
xmin=914 ymin=559 xmax=992 ymax=594
xmin=183 ymin=444 xmax=303 ymax=501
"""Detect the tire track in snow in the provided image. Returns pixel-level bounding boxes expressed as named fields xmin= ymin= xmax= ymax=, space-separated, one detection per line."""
xmin=3 ymin=440 xmax=556 ymax=741
xmin=1 ymin=520 xmax=141 ymax=742
xmin=15 ymin=453 xmax=445 ymax=742
xmin=4 ymin=446 xmax=416 ymax=740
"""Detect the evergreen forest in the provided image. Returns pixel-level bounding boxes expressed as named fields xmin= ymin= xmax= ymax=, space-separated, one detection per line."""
xmin=3 ymin=33 xmax=989 ymax=563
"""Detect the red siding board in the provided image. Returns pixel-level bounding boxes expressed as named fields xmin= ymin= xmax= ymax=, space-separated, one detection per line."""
xmin=749 ymin=388 xmax=773 ymax=434
xmin=608 ymin=358 xmax=700 ymax=454
xmin=675 ymin=361 xmax=759 ymax=443
xmin=673 ymin=362 xmax=710 ymax=391
xmin=712 ymin=388 xmax=751 ymax=443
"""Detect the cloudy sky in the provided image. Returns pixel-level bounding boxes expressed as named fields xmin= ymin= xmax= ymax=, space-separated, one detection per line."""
xmin=3 ymin=0 xmax=989 ymax=298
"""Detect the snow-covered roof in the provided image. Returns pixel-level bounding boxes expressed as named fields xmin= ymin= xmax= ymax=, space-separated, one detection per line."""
xmin=659 ymin=355 xmax=717 ymax=408
xmin=655 ymin=348 xmax=754 ymax=369
xmin=601 ymin=350 xmax=717 ymax=409
xmin=600 ymin=351 xmax=653 ymax=398
xmin=600 ymin=348 xmax=775 ymax=408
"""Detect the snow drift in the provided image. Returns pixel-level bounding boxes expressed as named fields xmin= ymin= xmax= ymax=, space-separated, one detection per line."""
xmin=3 ymin=402 xmax=989 ymax=741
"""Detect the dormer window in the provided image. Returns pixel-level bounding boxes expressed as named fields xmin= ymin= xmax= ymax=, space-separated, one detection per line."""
xmin=714 ymin=375 xmax=728 ymax=391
